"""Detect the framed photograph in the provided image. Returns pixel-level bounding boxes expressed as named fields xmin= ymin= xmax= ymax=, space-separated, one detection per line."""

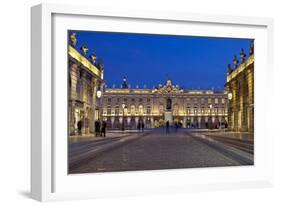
xmin=31 ymin=3 xmax=274 ymax=201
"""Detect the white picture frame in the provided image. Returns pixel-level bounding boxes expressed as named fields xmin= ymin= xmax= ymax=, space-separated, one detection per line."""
xmin=31 ymin=3 xmax=274 ymax=202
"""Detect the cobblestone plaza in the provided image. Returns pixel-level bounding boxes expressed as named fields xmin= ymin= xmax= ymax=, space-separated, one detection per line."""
xmin=67 ymin=31 xmax=254 ymax=173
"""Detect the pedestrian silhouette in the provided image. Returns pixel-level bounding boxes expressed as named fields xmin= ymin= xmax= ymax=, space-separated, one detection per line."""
xmin=77 ymin=119 xmax=82 ymax=135
xmin=141 ymin=121 xmax=144 ymax=132
xmin=137 ymin=121 xmax=141 ymax=132
xmin=101 ymin=120 xmax=107 ymax=137
xmin=175 ymin=121 xmax=178 ymax=133
xmin=95 ymin=120 xmax=100 ymax=137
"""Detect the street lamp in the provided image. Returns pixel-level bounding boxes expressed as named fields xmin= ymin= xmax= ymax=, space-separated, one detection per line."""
xmin=228 ymin=92 xmax=233 ymax=100
xmin=97 ymin=90 xmax=102 ymax=99
xmin=122 ymin=103 xmax=126 ymax=131
xmin=96 ymin=87 xmax=102 ymax=122
xmin=227 ymin=92 xmax=233 ymax=130
xmin=209 ymin=104 xmax=213 ymax=129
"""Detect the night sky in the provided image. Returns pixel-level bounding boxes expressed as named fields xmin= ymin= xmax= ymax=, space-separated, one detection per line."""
xmin=69 ymin=30 xmax=252 ymax=90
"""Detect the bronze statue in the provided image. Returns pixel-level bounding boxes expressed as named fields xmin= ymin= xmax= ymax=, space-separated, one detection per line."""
xmin=80 ymin=45 xmax=88 ymax=56
xmin=240 ymin=48 xmax=246 ymax=63
xmin=233 ymin=55 xmax=239 ymax=69
xmin=70 ymin=32 xmax=77 ymax=47
xmin=90 ymin=50 xmax=96 ymax=63
xmin=249 ymin=40 xmax=254 ymax=55
xmin=227 ymin=64 xmax=232 ymax=74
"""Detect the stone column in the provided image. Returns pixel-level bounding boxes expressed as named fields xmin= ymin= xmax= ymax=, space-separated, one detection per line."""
xmin=127 ymin=117 xmax=131 ymax=125
xmin=183 ymin=116 xmax=187 ymax=128
xmin=69 ymin=100 xmax=76 ymax=136
xmin=151 ymin=116 xmax=154 ymax=128
xmin=135 ymin=117 xmax=139 ymax=128
xmin=204 ymin=116 xmax=208 ymax=129
xmin=111 ymin=117 xmax=114 ymax=129
xmin=91 ymin=79 xmax=98 ymax=133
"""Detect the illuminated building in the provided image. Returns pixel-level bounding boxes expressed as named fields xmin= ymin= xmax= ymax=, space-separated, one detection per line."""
xmin=68 ymin=32 xmax=104 ymax=136
xmin=101 ymin=78 xmax=228 ymax=129
xmin=226 ymin=42 xmax=254 ymax=133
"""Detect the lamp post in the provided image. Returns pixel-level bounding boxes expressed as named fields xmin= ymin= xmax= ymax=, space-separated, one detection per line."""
xmin=228 ymin=92 xmax=233 ymax=101
xmin=227 ymin=92 xmax=233 ymax=130
xmin=209 ymin=104 xmax=213 ymax=129
xmin=122 ymin=103 xmax=126 ymax=131
xmin=96 ymin=87 xmax=102 ymax=123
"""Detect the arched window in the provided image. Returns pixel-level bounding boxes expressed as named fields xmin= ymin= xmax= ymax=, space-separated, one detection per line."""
xmin=159 ymin=104 xmax=164 ymax=115
xmin=115 ymin=106 xmax=119 ymax=116
xmin=130 ymin=105 xmax=135 ymax=116
xmin=139 ymin=105 xmax=144 ymax=115
xmin=146 ymin=106 xmax=151 ymax=115
xmin=107 ymin=106 xmax=111 ymax=115
xmin=173 ymin=104 xmax=179 ymax=115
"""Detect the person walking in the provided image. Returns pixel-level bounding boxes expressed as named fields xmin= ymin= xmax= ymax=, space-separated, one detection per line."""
xmin=95 ymin=120 xmax=100 ymax=137
xmin=137 ymin=121 xmax=141 ymax=132
xmin=141 ymin=121 xmax=144 ymax=132
xmin=166 ymin=120 xmax=170 ymax=134
xmin=175 ymin=121 xmax=178 ymax=133
xmin=77 ymin=119 xmax=82 ymax=135
xmin=101 ymin=120 xmax=107 ymax=137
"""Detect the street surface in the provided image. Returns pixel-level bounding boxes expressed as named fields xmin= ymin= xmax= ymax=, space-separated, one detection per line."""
xmin=69 ymin=128 xmax=252 ymax=174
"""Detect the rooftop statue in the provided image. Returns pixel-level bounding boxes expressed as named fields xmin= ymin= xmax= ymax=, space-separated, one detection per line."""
xmin=227 ymin=64 xmax=232 ymax=74
xmin=249 ymin=40 xmax=254 ymax=55
xmin=70 ymin=32 xmax=77 ymax=47
xmin=89 ymin=50 xmax=96 ymax=64
xmin=240 ymin=48 xmax=246 ymax=63
xmin=233 ymin=55 xmax=239 ymax=69
xmin=80 ymin=45 xmax=88 ymax=56
xmin=121 ymin=76 xmax=128 ymax=89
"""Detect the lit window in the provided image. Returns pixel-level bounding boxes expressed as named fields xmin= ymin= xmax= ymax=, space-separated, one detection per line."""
xmin=215 ymin=98 xmax=218 ymax=104
xmin=139 ymin=105 xmax=144 ymax=115
xmin=107 ymin=107 xmax=111 ymax=115
xmin=201 ymin=98 xmax=205 ymax=104
xmin=147 ymin=106 xmax=151 ymax=114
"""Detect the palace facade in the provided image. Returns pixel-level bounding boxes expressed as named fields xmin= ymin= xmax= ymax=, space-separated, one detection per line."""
xmin=68 ymin=32 xmax=104 ymax=136
xmin=225 ymin=42 xmax=254 ymax=133
xmin=101 ymin=78 xmax=228 ymax=129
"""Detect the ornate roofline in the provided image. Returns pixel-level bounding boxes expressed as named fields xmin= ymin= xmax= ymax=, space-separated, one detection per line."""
xmin=68 ymin=45 xmax=103 ymax=79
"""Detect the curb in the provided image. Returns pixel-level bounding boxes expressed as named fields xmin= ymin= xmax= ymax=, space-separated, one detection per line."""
xmin=69 ymin=132 xmax=151 ymax=171
xmin=190 ymin=133 xmax=254 ymax=165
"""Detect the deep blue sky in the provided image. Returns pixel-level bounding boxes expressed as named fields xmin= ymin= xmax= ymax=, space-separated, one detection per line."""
xmin=69 ymin=30 xmax=252 ymax=90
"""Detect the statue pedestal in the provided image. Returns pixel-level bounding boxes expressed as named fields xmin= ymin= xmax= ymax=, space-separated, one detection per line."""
xmin=164 ymin=111 xmax=173 ymax=124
